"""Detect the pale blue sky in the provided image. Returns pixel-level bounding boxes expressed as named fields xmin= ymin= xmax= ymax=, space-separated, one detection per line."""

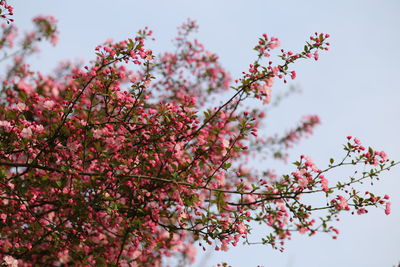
xmin=11 ymin=1 xmax=400 ymax=266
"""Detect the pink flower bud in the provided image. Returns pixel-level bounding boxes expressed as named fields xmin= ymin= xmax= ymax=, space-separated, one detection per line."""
xmin=385 ymin=202 xmax=391 ymax=215
xmin=291 ymin=71 xmax=296 ymax=80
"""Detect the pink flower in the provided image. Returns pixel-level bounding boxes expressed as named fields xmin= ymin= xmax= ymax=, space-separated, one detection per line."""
xmin=35 ymin=124 xmax=44 ymax=133
xmin=51 ymin=34 xmax=59 ymax=46
xmin=3 ymin=255 xmax=18 ymax=267
xmin=58 ymin=249 xmax=70 ymax=264
xmin=222 ymin=138 xmax=230 ymax=148
xmin=92 ymin=129 xmax=103 ymax=139
xmin=221 ymin=240 xmax=230 ymax=251
xmin=298 ymin=176 xmax=308 ymax=187
xmin=320 ymin=176 xmax=329 ymax=192
xmin=237 ymin=222 xmax=247 ymax=234
xmin=357 ymin=208 xmax=367 ymax=215
xmin=0 ymin=120 xmax=12 ymax=130
xmin=21 ymin=127 xmax=33 ymax=139
xmin=385 ymin=202 xmax=391 ymax=215
xmin=184 ymin=244 xmax=197 ymax=263
xmin=313 ymin=51 xmax=319 ymax=61
xmin=43 ymin=100 xmax=55 ymax=110
xmin=377 ymin=151 xmax=388 ymax=162
xmin=299 ymin=227 xmax=307 ymax=234
xmin=337 ymin=195 xmax=349 ymax=210
xmin=16 ymin=102 xmax=26 ymax=112
xmin=259 ymin=84 xmax=272 ymax=104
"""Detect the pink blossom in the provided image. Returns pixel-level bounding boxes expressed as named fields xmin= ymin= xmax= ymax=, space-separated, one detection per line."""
xmin=222 ymin=138 xmax=230 ymax=148
xmin=299 ymin=227 xmax=307 ymax=234
xmin=221 ymin=240 xmax=230 ymax=251
xmin=298 ymin=176 xmax=309 ymax=187
xmin=16 ymin=102 xmax=26 ymax=112
xmin=43 ymin=100 xmax=55 ymax=109
xmin=3 ymin=256 xmax=18 ymax=267
xmin=385 ymin=202 xmax=391 ymax=215
xmin=0 ymin=120 xmax=11 ymax=130
xmin=320 ymin=176 xmax=329 ymax=192
xmin=357 ymin=208 xmax=367 ymax=215
xmin=51 ymin=34 xmax=59 ymax=46
xmin=58 ymin=250 xmax=70 ymax=264
xmin=259 ymin=84 xmax=272 ymax=104
xmin=337 ymin=195 xmax=349 ymax=210
xmin=35 ymin=124 xmax=44 ymax=133
xmin=313 ymin=51 xmax=319 ymax=61
xmin=92 ymin=129 xmax=103 ymax=139
xmin=21 ymin=127 xmax=33 ymax=139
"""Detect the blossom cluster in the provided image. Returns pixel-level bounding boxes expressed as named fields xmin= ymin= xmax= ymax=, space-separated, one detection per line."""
xmin=0 ymin=1 xmax=13 ymax=24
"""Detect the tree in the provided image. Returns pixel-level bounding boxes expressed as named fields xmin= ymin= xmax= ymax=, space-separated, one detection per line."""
xmin=0 ymin=8 xmax=397 ymax=267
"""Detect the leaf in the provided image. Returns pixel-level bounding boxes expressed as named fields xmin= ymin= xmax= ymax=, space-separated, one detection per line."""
xmin=216 ymin=192 xmax=226 ymax=213
xmin=368 ymin=146 xmax=374 ymax=155
xmin=223 ymin=162 xmax=232 ymax=170
xmin=55 ymin=180 xmax=62 ymax=188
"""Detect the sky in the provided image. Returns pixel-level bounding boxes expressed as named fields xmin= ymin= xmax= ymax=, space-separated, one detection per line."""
xmin=10 ymin=0 xmax=400 ymax=266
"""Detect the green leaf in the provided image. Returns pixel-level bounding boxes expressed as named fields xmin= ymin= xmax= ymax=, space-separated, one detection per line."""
xmin=216 ymin=192 xmax=226 ymax=213
xmin=368 ymin=146 xmax=374 ymax=154
xmin=55 ymin=180 xmax=62 ymax=188
xmin=223 ymin=162 xmax=232 ymax=170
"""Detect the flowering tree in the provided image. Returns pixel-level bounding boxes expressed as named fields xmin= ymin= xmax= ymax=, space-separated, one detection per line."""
xmin=0 ymin=8 xmax=397 ymax=267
